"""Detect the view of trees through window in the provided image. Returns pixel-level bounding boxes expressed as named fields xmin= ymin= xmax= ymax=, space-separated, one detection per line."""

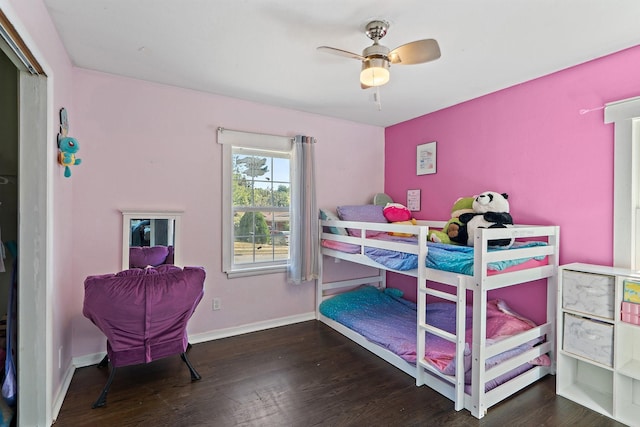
xmin=232 ymin=149 xmax=290 ymax=265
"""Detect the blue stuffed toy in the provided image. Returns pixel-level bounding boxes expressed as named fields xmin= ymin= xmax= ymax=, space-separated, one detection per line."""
xmin=57 ymin=108 xmax=81 ymax=178
xmin=58 ymin=136 xmax=81 ymax=178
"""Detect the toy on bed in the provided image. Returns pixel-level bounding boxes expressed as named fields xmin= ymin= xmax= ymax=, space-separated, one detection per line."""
xmin=383 ymin=203 xmax=417 ymax=237
xmin=428 ymin=196 xmax=474 ymax=245
xmin=459 ymin=191 xmax=514 ymax=247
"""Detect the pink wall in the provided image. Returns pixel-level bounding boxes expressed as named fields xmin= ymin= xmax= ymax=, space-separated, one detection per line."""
xmin=384 ymin=45 xmax=640 ymax=323
xmin=70 ymin=69 xmax=385 ymax=357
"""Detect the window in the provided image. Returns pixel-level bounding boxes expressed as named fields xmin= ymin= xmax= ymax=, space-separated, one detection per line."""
xmin=232 ymin=147 xmax=291 ymax=265
xmin=219 ymin=128 xmax=294 ymax=278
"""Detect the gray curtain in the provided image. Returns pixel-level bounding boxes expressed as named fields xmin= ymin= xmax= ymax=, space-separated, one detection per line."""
xmin=288 ymin=135 xmax=318 ymax=284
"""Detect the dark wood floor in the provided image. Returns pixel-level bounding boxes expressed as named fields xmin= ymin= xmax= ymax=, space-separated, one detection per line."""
xmin=54 ymin=321 xmax=624 ymax=427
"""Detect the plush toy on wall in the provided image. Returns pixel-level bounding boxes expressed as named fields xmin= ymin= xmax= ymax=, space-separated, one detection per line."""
xmin=57 ymin=108 xmax=81 ymax=178
xmin=428 ymin=196 xmax=475 ymax=245
xmin=383 ymin=203 xmax=417 ymax=237
xmin=459 ymin=191 xmax=514 ymax=247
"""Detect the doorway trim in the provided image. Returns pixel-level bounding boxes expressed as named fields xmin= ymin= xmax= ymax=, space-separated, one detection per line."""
xmin=0 ymin=6 xmax=51 ymax=426
xmin=18 ymin=70 xmax=49 ymax=427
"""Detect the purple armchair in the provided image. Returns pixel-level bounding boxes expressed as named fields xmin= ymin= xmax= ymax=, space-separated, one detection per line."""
xmin=83 ymin=264 xmax=205 ymax=408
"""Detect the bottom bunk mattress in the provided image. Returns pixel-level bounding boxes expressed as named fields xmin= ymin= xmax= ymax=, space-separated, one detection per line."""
xmin=318 ymin=285 xmax=550 ymax=391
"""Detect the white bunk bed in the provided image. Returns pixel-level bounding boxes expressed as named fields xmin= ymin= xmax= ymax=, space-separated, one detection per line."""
xmin=316 ymin=218 xmax=559 ymax=419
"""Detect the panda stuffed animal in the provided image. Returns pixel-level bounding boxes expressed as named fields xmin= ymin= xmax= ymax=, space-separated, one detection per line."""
xmin=459 ymin=191 xmax=514 ymax=247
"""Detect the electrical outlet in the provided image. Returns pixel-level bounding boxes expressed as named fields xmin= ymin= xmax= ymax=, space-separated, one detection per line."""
xmin=212 ymin=298 xmax=221 ymax=311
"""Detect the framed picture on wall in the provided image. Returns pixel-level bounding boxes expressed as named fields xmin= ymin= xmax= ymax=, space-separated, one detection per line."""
xmin=417 ymin=141 xmax=437 ymax=175
xmin=407 ymin=189 xmax=421 ymax=211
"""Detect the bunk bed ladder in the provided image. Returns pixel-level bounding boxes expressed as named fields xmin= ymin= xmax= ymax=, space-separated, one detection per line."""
xmin=416 ymin=225 xmax=466 ymax=411
xmin=416 ymin=281 xmax=467 ymax=409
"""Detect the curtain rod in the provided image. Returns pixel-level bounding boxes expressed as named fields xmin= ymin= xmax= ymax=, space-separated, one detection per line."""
xmin=217 ymin=127 xmax=294 ymax=142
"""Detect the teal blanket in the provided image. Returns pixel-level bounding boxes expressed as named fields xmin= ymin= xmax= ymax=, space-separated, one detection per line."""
xmin=365 ymin=241 xmax=547 ymax=275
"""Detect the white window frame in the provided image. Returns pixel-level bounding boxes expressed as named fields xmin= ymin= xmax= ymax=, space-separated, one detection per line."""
xmin=218 ymin=128 xmax=294 ymax=278
xmin=604 ymin=96 xmax=640 ymax=268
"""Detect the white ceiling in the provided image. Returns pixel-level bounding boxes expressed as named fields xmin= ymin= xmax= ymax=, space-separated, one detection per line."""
xmin=43 ymin=0 xmax=640 ymax=127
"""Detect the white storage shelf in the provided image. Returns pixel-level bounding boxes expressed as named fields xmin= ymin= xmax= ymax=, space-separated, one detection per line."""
xmin=558 ymin=263 xmax=640 ymax=426
xmin=616 ymin=374 xmax=640 ymax=424
xmin=617 ymin=323 xmax=640 ymax=379
xmin=557 ymin=353 xmax=614 ymax=416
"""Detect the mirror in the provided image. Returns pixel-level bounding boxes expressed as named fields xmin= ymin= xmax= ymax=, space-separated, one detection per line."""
xmin=121 ymin=210 xmax=182 ymax=270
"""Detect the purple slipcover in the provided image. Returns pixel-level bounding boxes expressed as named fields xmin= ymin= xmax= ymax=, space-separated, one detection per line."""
xmin=165 ymin=245 xmax=175 ymax=265
xmin=83 ymin=264 xmax=205 ymax=368
xmin=129 ymin=245 xmax=172 ymax=268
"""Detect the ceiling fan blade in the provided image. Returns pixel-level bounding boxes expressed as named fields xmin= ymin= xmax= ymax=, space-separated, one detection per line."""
xmin=317 ymin=46 xmax=364 ymax=61
xmin=389 ymin=39 xmax=441 ymax=65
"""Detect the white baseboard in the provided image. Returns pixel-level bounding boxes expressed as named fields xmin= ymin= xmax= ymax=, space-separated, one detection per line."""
xmin=71 ymin=311 xmax=316 ymax=369
xmin=57 ymin=312 xmax=315 ymax=420
xmin=72 ymin=351 xmax=107 ymax=369
xmin=188 ymin=311 xmax=316 ymax=344
xmin=51 ymin=361 xmax=76 ymax=422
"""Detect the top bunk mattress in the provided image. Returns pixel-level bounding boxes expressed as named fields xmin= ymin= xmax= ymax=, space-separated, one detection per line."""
xmin=321 ymin=235 xmax=547 ymax=275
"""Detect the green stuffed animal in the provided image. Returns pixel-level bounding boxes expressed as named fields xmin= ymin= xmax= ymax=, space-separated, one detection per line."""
xmin=428 ymin=196 xmax=475 ymax=244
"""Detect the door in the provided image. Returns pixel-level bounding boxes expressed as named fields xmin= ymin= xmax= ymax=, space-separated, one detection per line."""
xmin=0 ymin=17 xmax=50 ymax=426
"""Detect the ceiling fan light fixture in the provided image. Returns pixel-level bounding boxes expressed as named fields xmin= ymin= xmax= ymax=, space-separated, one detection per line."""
xmin=360 ymin=57 xmax=390 ymax=87
xmin=318 ymin=19 xmax=440 ymax=90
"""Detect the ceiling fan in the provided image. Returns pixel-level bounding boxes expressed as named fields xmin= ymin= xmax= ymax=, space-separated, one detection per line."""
xmin=318 ymin=20 xmax=441 ymax=89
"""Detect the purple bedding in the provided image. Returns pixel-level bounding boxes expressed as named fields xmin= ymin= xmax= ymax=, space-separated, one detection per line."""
xmin=320 ymin=286 xmax=418 ymax=361
xmin=319 ymin=285 xmax=550 ymax=390
xmin=321 ymin=235 xmax=547 ymax=275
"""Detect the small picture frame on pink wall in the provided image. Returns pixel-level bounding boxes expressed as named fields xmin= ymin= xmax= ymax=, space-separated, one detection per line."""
xmin=407 ymin=189 xmax=421 ymax=211
xmin=417 ymin=141 xmax=437 ymax=175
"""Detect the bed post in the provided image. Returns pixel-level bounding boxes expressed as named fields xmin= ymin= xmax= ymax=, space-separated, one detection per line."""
xmin=416 ymin=224 xmax=429 ymax=387
xmin=316 ymin=220 xmax=324 ymax=319
xmin=454 ymin=274 xmax=466 ymax=411
xmin=548 ymin=226 xmax=560 ymax=374
xmin=471 ymin=228 xmax=489 ymax=419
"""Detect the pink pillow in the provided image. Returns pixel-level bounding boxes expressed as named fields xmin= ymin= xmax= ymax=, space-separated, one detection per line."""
xmin=383 ymin=203 xmax=412 ymax=222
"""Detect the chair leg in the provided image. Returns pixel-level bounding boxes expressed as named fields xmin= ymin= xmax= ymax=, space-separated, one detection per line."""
xmin=97 ymin=354 xmax=109 ymax=368
xmin=92 ymin=359 xmax=117 ymax=408
xmin=180 ymin=351 xmax=201 ymax=381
